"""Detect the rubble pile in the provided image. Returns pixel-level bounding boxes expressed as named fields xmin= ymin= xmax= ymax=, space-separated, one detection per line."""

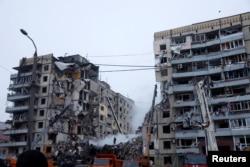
xmin=92 ymin=135 xmax=143 ymax=160
xmin=54 ymin=134 xmax=144 ymax=163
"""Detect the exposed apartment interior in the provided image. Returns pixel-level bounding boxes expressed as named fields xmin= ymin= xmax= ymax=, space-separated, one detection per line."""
xmin=1 ymin=54 xmax=134 ymax=157
xmin=145 ymin=12 xmax=250 ymax=166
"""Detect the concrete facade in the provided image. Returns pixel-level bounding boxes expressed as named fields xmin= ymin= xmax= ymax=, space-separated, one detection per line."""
xmin=0 ymin=54 xmax=134 ymax=157
xmin=145 ymin=12 xmax=250 ymax=167
xmin=0 ymin=122 xmax=10 ymax=158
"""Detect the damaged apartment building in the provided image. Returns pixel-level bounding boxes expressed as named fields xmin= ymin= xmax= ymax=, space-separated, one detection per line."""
xmin=0 ymin=54 xmax=134 ymax=156
xmin=142 ymin=12 xmax=250 ymax=166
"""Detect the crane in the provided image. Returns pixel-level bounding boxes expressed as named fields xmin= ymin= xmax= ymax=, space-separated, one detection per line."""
xmin=195 ymin=80 xmax=218 ymax=154
xmin=106 ymin=97 xmax=122 ymax=134
xmin=31 ymin=104 xmax=72 ymax=148
xmin=141 ymin=84 xmax=157 ymax=167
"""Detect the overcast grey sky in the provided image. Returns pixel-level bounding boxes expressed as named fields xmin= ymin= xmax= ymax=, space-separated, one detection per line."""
xmin=0 ymin=0 xmax=249 ymax=129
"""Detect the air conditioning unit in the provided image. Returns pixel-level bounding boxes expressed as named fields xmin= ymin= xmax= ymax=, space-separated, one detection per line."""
xmin=171 ymin=139 xmax=176 ymax=144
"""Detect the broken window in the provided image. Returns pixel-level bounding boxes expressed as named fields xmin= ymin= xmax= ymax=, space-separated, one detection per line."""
xmin=163 ymin=125 xmax=170 ymax=133
xmin=177 ymin=138 xmax=196 ymax=147
xmin=44 ymin=65 xmax=49 ymax=71
xmin=163 ymin=141 xmax=171 ymax=149
xmin=221 ymin=39 xmax=244 ymax=51
xmin=230 ymin=118 xmax=249 ymax=128
xmin=41 ymin=98 xmax=46 ymax=105
xmin=164 ymin=157 xmax=172 ymax=165
xmin=149 ymin=141 xmax=154 ymax=149
xmin=175 ymin=78 xmax=190 ymax=84
xmin=42 ymin=87 xmax=47 ymax=93
xmin=175 ymin=93 xmax=192 ymax=101
xmin=38 ymin=122 xmax=43 ymax=129
xmin=192 ymin=47 xmax=206 ymax=56
xmin=39 ymin=110 xmax=44 ymax=116
xmin=100 ymin=115 xmax=104 ymax=121
xmin=43 ymin=76 xmax=48 ymax=82
xmin=101 ymin=106 xmax=104 ymax=111
xmin=46 ymin=146 xmax=52 ymax=153
xmin=223 ymin=54 xmax=246 ymax=64
xmin=224 ymin=69 xmax=249 ymax=80
xmin=221 ymin=26 xmax=242 ymax=36
xmin=161 ymin=69 xmax=168 ymax=76
xmin=196 ymin=61 xmax=207 ymax=70
xmin=171 ymin=37 xmax=186 ymax=44
xmin=207 ymin=44 xmax=220 ymax=53
xmin=215 ymin=120 xmax=229 ymax=128
xmin=192 ymin=33 xmax=205 ymax=42
xmin=230 ymin=101 xmax=250 ymax=112
xmin=205 ymin=30 xmax=219 ymax=41
xmin=160 ymin=44 xmax=167 ymax=51
xmin=160 ymin=56 xmax=167 ymax=64
xmin=99 ymin=125 xmax=103 ymax=132
xmin=163 ymin=111 xmax=170 ymax=118
xmin=210 ymin=73 xmax=221 ymax=81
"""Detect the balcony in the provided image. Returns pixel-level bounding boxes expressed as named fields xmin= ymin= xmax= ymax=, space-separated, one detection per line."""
xmin=220 ymin=32 xmax=244 ymax=43
xmin=231 ymin=127 xmax=250 ymax=135
xmin=3 ymin=128 xmax=28 ymax=135
xmin=191 ymin=38 xmax=220 ymax=49
xmin=175 ymin=130 xmax=199 ymax=138
xmin=173 ymin=100 xmax=195 ymax=108
xmin=5 ymin=105 xmax=29 ymax=113
xmin=173 ymin=84 xmax=194 ymax=93
xmin=176 ymin=147 xmax=199 ymax=154
xmin=212 ymin=78 xmax=250 ymax=89
xmin=191 ymin=32 xmax=243 ymax=49
xmin=211 ymin=94 xmax=250 ymax=105
xmin=0 ymin=141 xmax=27 ymax=147
xmin=172 ymin=61 xmax=246 ymax=78
xmin=9 ymin=80 xmax=40 ymax=90
xmin=10 ymin=71 xmax=41 ymax=79
xmin=7 ymin=93 xmax=30 ymax=101
xmin=171 ymin=47 xmax=246 ymax=64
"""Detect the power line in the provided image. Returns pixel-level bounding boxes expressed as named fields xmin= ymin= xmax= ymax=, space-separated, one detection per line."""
xmin=0 ymin=65 xmax=12 ymax=73
xmin=100 ymin=67 xmax=157 ymax=72
xmin=96 ymin=64 xmax=155 ymax=67
xmin=88 ymin=52 xmax=153 ymax=57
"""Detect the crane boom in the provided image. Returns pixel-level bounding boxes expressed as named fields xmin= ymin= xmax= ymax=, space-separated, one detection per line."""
xmin=31 ymin=104 xmax=72 ymax=148
xmin=195 ymin=80 xmax=218 ymax=153
xmin=106 ymin=97 xmax=122 ymax=134
xmin=145 ymin=84 xmax=157 ymax=157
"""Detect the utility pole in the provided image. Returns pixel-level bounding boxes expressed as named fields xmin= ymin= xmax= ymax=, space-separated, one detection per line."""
xmin=20 ymin=29 xmax=38 ymax=151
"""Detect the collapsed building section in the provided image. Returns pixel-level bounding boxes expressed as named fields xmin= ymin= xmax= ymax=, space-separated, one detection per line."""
xmin=1 ymin=54 xmax=135 ymax=158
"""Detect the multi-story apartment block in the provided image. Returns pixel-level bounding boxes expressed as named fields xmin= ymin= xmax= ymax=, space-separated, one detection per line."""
xmin=0 ymin=54 xmax=134 ymax=157
xmin=144 ymin=12 xmax=250 ymax=166
xmin=98 ymin=81 xmax=134 ymax=137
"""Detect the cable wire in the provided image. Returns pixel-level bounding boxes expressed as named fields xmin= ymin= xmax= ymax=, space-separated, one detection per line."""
xmin=100 ymin=67 xmax=157 ymax=72
xmin=96 ymin=64 xmax=156 ymax=67
xmin=88 ymin=52 xmax=153 ymax=57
